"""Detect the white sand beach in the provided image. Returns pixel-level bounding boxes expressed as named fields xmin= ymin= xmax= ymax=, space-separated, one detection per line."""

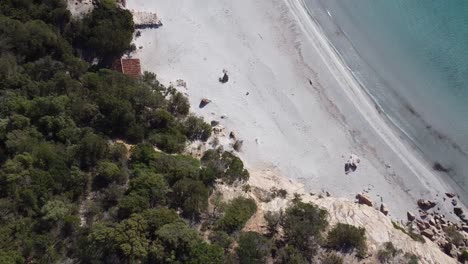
xmin=128 ymin=0 xmax=466 ymax=219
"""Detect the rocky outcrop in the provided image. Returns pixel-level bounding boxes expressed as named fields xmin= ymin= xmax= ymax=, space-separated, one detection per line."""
xmin=407 ymin=211 xmax=416 ymax=221
xmin=418 ymin=199 xmax=436 ymax=210
xmin=199 ymin=98 xmax=211 ymax=108
xmin=380 ymin=203 xmax=389 ymax=216
xmin=446 ymin=193 xmax=456 ymax=198
xmin=356 ymin=193 xmax=373 ymax=207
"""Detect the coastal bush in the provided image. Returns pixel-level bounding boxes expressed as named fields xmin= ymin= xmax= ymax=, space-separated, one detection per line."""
xmin=391 ymin=221 xmax=425 ymax=243
xmin=377 ymin=242 xmax=401 ymax=263
xmin=149 ymin=130 xmax=187 ymax=153
xmin=276 ymin=245 xmax=307 ymax=264
xmin=209 ymin=230 xmax=233 ymax=250
xmin=93 ymin=160 xmax=126 ymax=189
xmin=405 ymin=253 xmax=419 ymax=264
xmin=127 ymin=171 xmax=169 ymax=207
xmin=183 ymin=115 xmax=212 ymax=141
xmin=172 ymin=178 xmax=209 ymax=220
xmin=216 ymin=197 xmax=257 ymax=234
xmin=459 ymin=250 xmax=468 ymax=263
xmin=73 ymin=0 xmax=134 ymax=64
xmin=201 ymin=149 xmax=250 ymax=184
xmin=168 ymin=92 xmax=190 ymax=117
xmin=264 ymin=211 xmax=281 ymax=237
xmin=281 ymin=201 xmax=328 ymax=257
xmin=327 ymin=223 xmax=367 ymax=258
xmin=322 ymin=252 xmax=344 ymax=264
xmin=443 ymin=226 xmax=464 ymax=246
xmin=236 ymin=232 xmax=271 ymax=264
xmin=0 ymin=0 xmax=238 ymax=261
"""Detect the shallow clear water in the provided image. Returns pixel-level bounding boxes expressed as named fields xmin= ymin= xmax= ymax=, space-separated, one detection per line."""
xmin=304 ymin=0 xmax=468 ymax=198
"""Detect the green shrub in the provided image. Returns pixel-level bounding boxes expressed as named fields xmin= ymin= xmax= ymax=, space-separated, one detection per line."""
xmin=183 ymin=115 xmax=212 ymax=141
xmin=216 ymin=197 xmax=257 ymax=234
xmin=327 ymin=223 xmax=367 ymax=258
xmin=377 ymin=242 xmax=401 ymax=263
xmin=459 ymin=250 xmax=468 ymax=263
xmin=209 ymin=231 xmax=233 ymax=250
xmin=168 ymin=92 xmax=190 ymax=117
xmin=236 ymin=232 xmax=271 ymax=264
xmin=128 ymin=171 xmax=169 ymax=207
xmin=149 ymin=130 xmax=187 ymax=153
xmin=172 ymin=178 xmax=209 ymax=219
xmin=276 ymin=245 xmax=306 ymax=264
xmin=404 ymin=253 xmax=419 ymax=264
xmin=93 ymin=160 xmax=126 ymax=189
xmin=281 ymin=201 xmax=328 ymax=256
xmin=443 ymin=226 xmax=464 ymax=247
xmin=391 ymin=221 xmax=425 ymax=243
xmin=322 ymin=252 xmax=343 ymax=264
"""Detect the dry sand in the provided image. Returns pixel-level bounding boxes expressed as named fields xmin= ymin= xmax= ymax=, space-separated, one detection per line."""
xmin=128 ymin=0 xmax=466 ymax=220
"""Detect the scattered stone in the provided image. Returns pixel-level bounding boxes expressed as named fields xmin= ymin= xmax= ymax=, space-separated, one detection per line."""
xmin=446 ymin=192 xmax=456 ymax=198
xmin=433 ymin=162 xmax=450 ymax=172
xmin=452 ymin=199 xmax=457 ymax=206
xmin=417 ymin=222 xmax=426 ymax=231
xmin=420 ymin=211 xmax=428 ymax=218
xmin=212 ymin=125 xmax=224 ymax=134
xmin=176 ymin=79 xmax=187 ymax=88
xmin=421 ymin=229 xmax=434 ymax=239
xmin=246 ymin=92 xmax=249 ymax=96
xmin=219 ymin=70 xmax=229 ymax=83
xmin=356 ymin=193 xmax=372 ymax=207
xmin=233 ymin=139 xmax=243 ymax=152
xmin=380 ymin=204 xmax=389 ymax=216
xmin=229 ymin=131 xmax=236 ymax=140
xmin=462 ymin=225 xmax=468 ymax=232
xmin=417 ymin=199 xmax=436 ymax=210
xmin=454 ymin=207 xmax=464 ymax=216
xmin=407 ymin=212 xmax=416 ymax=221
xmin=199 ymin=98 xmax=211 ymax=108
xmin=326 ymin=191 xmax=331 ymax=197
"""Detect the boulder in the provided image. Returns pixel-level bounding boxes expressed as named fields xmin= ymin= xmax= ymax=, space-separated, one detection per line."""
xmin=211 ymin=120 xmax=220 ymax=127
xmin=429 ymin=218 xmax=436 ymax=226
xmin=462 ymin=225 xmax=468 ymax=232
xmin=229 ymin=131 xmax=236 ymax=140
xmin=452 ymin=199 xmax=458 ymax=206
xmin=380 ymin=204 xmax=389 ymax=216
xmin=407 ymin=211 xmax=416 ymax=221
xmin=446 ymin=192 xmax=456 ymax=198
xmin=199 ymin=98 xmax=211 ymax=108
xmin=421 ymin=229 xmax=434 ymax=239
xmin=454 ymin=207 xmax=464 ymax=216
xmin=356 ymin=193 xmax=373 ymax=207
xmin=420 ymin=211 xmax=428 ymax=218
xmin=418 ymin=199 xmax=436 ymax=210
xmin=417 ymin=222 xmax=426 ymax=231
xmin=424 ymin=221 xmax=431 ymax=229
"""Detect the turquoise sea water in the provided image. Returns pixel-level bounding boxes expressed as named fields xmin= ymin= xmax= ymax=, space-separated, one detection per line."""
xmin=305 ymin=0 xmax=468 ymax=199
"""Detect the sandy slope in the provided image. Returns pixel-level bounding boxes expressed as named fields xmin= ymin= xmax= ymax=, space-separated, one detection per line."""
xmin=127 ymin=0 xmax=465 ymax=219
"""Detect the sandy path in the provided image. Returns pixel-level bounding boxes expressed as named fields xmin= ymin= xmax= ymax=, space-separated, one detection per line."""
xmin=128 ymin=0 xmax=465 ymax=219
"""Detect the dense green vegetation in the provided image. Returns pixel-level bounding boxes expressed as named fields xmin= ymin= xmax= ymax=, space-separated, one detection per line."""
xmin=326 ymin=223 xmax=367 ymax=258
xmin=0 ymin=1 xmax=257 ymax=263
xmin=0 ymin=1 xmax=380 ymax=263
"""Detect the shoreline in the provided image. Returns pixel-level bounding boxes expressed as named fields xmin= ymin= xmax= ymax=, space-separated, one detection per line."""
xmin=128 ymin=0 xmax=466 ymax=220
xmin=305 ymin=0 xmax=468 ymax=205
xmin=289 ymin=0 xmax=464 ymax=197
